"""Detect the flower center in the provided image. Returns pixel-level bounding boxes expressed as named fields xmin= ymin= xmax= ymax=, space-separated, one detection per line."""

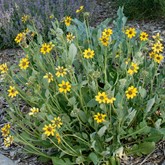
xmin=48 ymin=74 xmax=52 ymax=79
xmin=129 ymin=31 xmax=133 ymax=34
xmin=130 ymin=66 xmax=135 ymax=70
xmin=128 ymin=91 xmax=132 ymax=95
xmin=156 ymin=46 xmax=160 ymax=50
xmin=62 ymin=85 xmax=67 ymax=89
xmin=99 ymin=96 xmax=104 ymax=100
xmin=44 ymin=47 xmax=48 ymax=51
xmin=47 ymin=127 xmax=52 ymax=132
xmin=87 ymin=52 xmax=91 ymax=56
xmin=98 ymin=115 xmax=102 ymax=120
xmin=22 ymin=62 xmax=27 ymax=66
xmin=59 ymin=68 xmax=64 ymax=73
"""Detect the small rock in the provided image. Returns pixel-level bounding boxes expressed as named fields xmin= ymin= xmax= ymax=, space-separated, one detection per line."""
xmin=0 ymin=154 xmax=16 ymax=165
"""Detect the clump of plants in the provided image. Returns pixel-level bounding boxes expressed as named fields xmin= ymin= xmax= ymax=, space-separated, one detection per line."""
xmin=0 ymin=7 xmax=165 ymax=165
xmin=117 ymin=0 xmax=165 ymax=19
xmin=0 ymin=0 xmax=98 ymax=49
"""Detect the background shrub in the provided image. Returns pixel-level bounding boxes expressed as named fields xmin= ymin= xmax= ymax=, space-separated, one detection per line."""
xmin=0 ymin=0 xmax=99 ymax=49
xmin=117 ymin=0 xmax=165 ymax=19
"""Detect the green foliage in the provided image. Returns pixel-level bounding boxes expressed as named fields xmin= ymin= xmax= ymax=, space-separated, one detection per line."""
xmin=117 ymin=0 xmax=165 ymax=19
xmin=1 ymin=7 xmax=165 ymax=165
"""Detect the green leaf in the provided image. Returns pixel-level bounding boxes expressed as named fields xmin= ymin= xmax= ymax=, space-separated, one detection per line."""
xmin=51 ymin=157 xmax=72 ymax=165
xmin=87 ymin=99 xmax=97 ymax=107
xmin=56 ymin=28 xmax=63 ymax=38
xmin=68 ymin=96 xmax=76 ymax=106
xmin=139 ymin=87 xmax=147 ymax=98
xmin=45 ymin=89 xmax=50 ymax=98
xmin=127 ymin=142 xmax=155 ymax=156
xmin=109 ymin=156 xmax=120 ymax=165
xmin=145 ymin=129 xmax=163 ymax=142
xmin=146 ymin=97 xmax=155 ymax=113
xmin=78 ymin=110 xmax=87 ymax=123
xmin=88 ymin=152 xmax=99 ymax=165
xmin=68 ymin=43 xmax=77 ymax=64
xmin=38 ymin=156 xmax=50 ymax=163
xmin=97 ymin=126 xmax=107 ymax=137
xmin=119 ymin=79 xmax=127 ymax=89
xmin=125 ymin=121 xmax=150 ymax=139
xmin=76 ymin=156 xmax=85 ymax=164
xmin=159 ymin=128 xmax=165 ymax=137
xmin=37 ymin=34 xmax=43 ymax=45
xmin=126 ymin=108 xmax=137 ymax=126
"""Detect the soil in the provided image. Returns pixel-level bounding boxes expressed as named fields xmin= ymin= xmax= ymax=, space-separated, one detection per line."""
xmin=0 ymin=1 xmax=165 ymax=164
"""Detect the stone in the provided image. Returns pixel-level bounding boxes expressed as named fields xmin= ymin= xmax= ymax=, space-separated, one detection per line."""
xmin=0 ymin=154 xmax=16 ymax=165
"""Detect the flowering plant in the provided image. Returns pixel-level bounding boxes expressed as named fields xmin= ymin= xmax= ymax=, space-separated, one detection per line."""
xmin=1 ymin=7 xmax=165 ymax=165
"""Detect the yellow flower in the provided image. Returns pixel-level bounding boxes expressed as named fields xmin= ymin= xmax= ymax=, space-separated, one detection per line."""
xmin=43 ymin=124 xmax=55 ymax=136
xmin=43 ymin=72 xmax=53 ymax=83
xmin=28 ymin=107 xmax=39 ymax=116
xmin=152 ymin=33 xmax=163 ymax=42
xmin=149 ymin=51 xmax=156 ymax=59
xmin=4 ymin=123 xmax=11 ymax=130
xmin=94 ymin=113 xmax=106 ymax=123
xmin=125 ymin=86 xmax=138 ymax=99
xmin=55 ymin=66 xmax=67 ymax=77
xmin=152 ymin=42 xmax=164 ymax=53
xmin=56 ymin=133 xmax=61 ymax=144
xmin=95 ymin=92 xmax=107 ymax=104
xmin=102 ymin=28 xmax=113 ymax=37
xmin=127 ymin=62 xmax=139 ymax=75
xmin=0 ymin=63 xmax=8 ymax=74
xmin=125 ymin=58 xmax=131 ymax=65
xmin=31 ymin=32 xmax=36 ymax=37
xmin=58 ymin=81 xmax=71 ymax=93
xmin=49 ymin=42 xmax=55 ymax=49
xmin=40 ymin=43 xmax=53 ymax=55
xmin=1 ymin=124 xmax=10 ymax=137
xmin=154 ymin=54 xmax=164 ymax=64
xmin=66 ymin=33 xmax=75 ymax=43
xmin=140 ymin=32 xmax=148 ymax=41
xmin=115 ymin=51 xmax=120 ymax=58
xmin=125 ymin=27 xmax=136 ymax=39
xmin=21 ymin=15 xmax=29 ymax=23
xmin=4 ymin=135 xmax=14 ymax=148
xmin=49 ymin=15 xmax=54 ymax=19
xmin=19 ymin=57 xmax=29 ymax=70
xmin=99 ymin=35 xmax=109 ymax=46
xmin=76 ymin=5 xmax=84 ymax=13
xmin=24 ymin=28 xmax=29 ymax=33
xmin=83 ymin=48 xmax=95 ymax=59
xmin=106 ymin=97 xmax=116 ymax=104
xmin=8 ymin=86 xmax=19 ymax=98
xmin=51 ymin=117 xmax=63 ymax=128
xmin=64 ymin=16 xmax=72 ymax=26
xmin=15 ymin=32 xmax=24 ymax=43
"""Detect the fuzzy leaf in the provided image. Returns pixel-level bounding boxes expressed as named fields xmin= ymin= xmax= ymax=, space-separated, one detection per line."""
xmin=87 ymin=99 xmax=97 ymax=107
xmin=146 ymin=97 xmax=155 ymax=113
xmin=78 ymin=110 xmax=87 ymax=123
xmin=127 ymin=142 xmax=155 ymax=156
xmin=51 ymin=157 xmax=72 ymax=165
xmin=88 ymin=152 xmax=99 ymax=165
xmin=68 ymin=43 xmax=77 ymax=64
xmin=97 ymin=126 xmax=107 ymax=137
xmin=145 ymin=129 xmax=163 ymax=142
xmin=139 ymin=87 xmax=147 ymax=98
xmin=37 ymin=34 xmax=43 ymax=45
